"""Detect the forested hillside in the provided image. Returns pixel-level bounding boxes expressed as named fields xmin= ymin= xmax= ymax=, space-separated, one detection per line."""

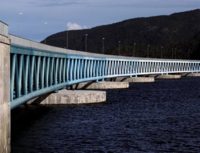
xmin=42 ymin=9 xmax=200 ymax=59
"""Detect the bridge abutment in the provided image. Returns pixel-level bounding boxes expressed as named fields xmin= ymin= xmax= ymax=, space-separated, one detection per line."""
xmin=0 ymin=35 xmax=11 ymax=153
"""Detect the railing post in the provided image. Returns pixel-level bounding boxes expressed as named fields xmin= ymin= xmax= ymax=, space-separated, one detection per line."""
xmin=0 ymin=22 xmax=10 ymax=153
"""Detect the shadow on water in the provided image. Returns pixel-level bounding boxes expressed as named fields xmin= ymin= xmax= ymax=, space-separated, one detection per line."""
xmin=11 ymin=105 xmax=52 ymax=142
xmin=11 ymin=103 xmax=105 ymax=143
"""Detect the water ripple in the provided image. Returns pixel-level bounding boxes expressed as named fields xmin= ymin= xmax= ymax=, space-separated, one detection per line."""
xmin=11 ymin=77 xmax=200 ymax=153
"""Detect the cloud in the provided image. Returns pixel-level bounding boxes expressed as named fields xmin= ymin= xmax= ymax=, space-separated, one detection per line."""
xmin=67 ymin=22 xmax=87 ymax=30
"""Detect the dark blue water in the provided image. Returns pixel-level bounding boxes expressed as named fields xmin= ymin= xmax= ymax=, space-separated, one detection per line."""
xmin=11 ymin=77 xmax=200 ymax=153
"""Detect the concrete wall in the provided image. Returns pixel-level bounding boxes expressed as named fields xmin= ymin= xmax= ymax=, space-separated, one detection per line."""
xmin=0 ymin=21 xmax=8 ymax=37
xmin=0 ymin=22 xmax=10 ymax=153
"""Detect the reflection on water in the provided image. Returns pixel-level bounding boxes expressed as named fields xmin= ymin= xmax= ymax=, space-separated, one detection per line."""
xmin=11 ymin=77 xmax=200 ymax=153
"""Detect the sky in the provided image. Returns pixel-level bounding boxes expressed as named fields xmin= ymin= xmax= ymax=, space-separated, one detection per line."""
xmin=1 ymin=0 xmax=200 ymax=42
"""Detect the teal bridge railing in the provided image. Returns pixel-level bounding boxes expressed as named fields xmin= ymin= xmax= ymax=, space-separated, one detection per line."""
xmin=0 ymin=21 xmax=199 ymax=110
xmin=10 ymin=43 xmax=200 ymax=110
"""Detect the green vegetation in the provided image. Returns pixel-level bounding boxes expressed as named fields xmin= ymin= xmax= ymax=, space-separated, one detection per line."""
xmin=42 ymin=9 xmax=200 ymax=59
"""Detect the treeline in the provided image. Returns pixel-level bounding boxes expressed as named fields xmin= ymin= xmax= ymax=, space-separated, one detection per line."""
xmin=104 ymin=40 xmax=200 ymax=59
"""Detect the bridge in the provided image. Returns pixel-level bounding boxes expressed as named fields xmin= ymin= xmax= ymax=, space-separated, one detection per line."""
xmin=1 ymin=21 xmax=200 ymax=152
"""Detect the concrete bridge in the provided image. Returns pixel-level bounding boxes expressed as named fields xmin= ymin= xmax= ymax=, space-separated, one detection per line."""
xmin=1 ymin=21 xmax=200 ymax=152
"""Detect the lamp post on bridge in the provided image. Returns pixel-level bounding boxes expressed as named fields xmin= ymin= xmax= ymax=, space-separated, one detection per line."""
xmin=133 ymin=43 xmax=136 ymax=56
xmin=85 ymin=34 xmax=88 ymax=52
xmin=118 ymin=41 xmax=121 ymax=55
xmin=147 ymin=45 xmax=150 ymax=58
xmin=19 ymin=13 xmax=23 ymax=37
xmin=44 ymin=22 xmax=47 ymax=44
xmin=66 ymin=25 xmax=68 ymax=49
xmin=175 ymin=48 xmax=177 ymax=59
xmin=161 ymin=46 xmax=163 ymax=58
xmin=102 ymin=38 xmax=105 ymax=54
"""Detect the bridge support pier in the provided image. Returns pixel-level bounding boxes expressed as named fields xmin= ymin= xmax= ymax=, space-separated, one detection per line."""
xmin=181 ymin=73 xmax=200 ymax=77
xmin=27 ymin=90 xmax=106 ymax=105
xmin=149 ymin=74 xmax=181 ymax=79
xmin=0 ymin=35 xmax=10 ymax=153
xmin=69 ymin=81 xmax=129 ymax=90
xmin=106 ymin=77 xmax=155 ymax=83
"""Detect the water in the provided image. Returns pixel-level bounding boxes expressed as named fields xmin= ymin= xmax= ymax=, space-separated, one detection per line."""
xmin=11 ymin=77 xmax=200 ymax=153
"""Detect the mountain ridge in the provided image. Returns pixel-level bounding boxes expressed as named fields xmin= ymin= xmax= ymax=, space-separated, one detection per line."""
xmin=42 ymin=9 xmax=200 ymax=59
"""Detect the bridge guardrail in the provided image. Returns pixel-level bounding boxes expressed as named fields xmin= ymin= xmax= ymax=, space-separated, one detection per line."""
xmin=10 ymin=43 xmax=200 ymax=110
xmin=6 ymin=23 xmax=200 ymax=110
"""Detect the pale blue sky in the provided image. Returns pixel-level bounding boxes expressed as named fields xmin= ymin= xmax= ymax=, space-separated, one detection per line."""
xmin=1 ymin=0 xmax=200 ymax=42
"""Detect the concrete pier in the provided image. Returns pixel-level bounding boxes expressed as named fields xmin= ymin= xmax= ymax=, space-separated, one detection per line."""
xmin=149 ymin=74 xmax=181 ymax=79
xmin=27 ymin=90 xmax=106 ymax=105
xmin=69 ymin=81 xmax=129 ymax=90
xmin=181 ymin=73 xmax=200 ymax=77
xmin=152 ymin=74 xmax=181 ymax=79
xmin=0 ymin=35 xmax=10 ymax=152
xmin=107 ymin=77 xmax=155 ymax=83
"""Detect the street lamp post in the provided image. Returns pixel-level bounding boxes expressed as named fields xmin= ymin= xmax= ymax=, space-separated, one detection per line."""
xmin=19 ymin=13 xmax=23 ymax=37
xmin=133 ymin=43 xmax=136 ymax=56
xmin=161 ymin=47 xmax=163 ymax=58
xmin=148 ymin=45 xmax=150 ymax=57
xmin=44 ymin=22 xmax=47 ymax=44
xmin=172 ymin=48 xmax=173 ymax=59
xmin=175 ymin=48 xmax=177 ymax=59
xmin=102 ymin=38 xmax=105 ymax=54
xmin=85 ymin=34 xmax=88 ymax=52
xmin=119 ymin=41 xmax=121 ymax=55
xmin=66 ymin=29 xmax=68 ymax=49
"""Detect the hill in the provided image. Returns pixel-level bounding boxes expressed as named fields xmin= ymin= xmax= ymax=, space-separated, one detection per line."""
xmin=42 ymin=9 xmax=200 ymax=59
